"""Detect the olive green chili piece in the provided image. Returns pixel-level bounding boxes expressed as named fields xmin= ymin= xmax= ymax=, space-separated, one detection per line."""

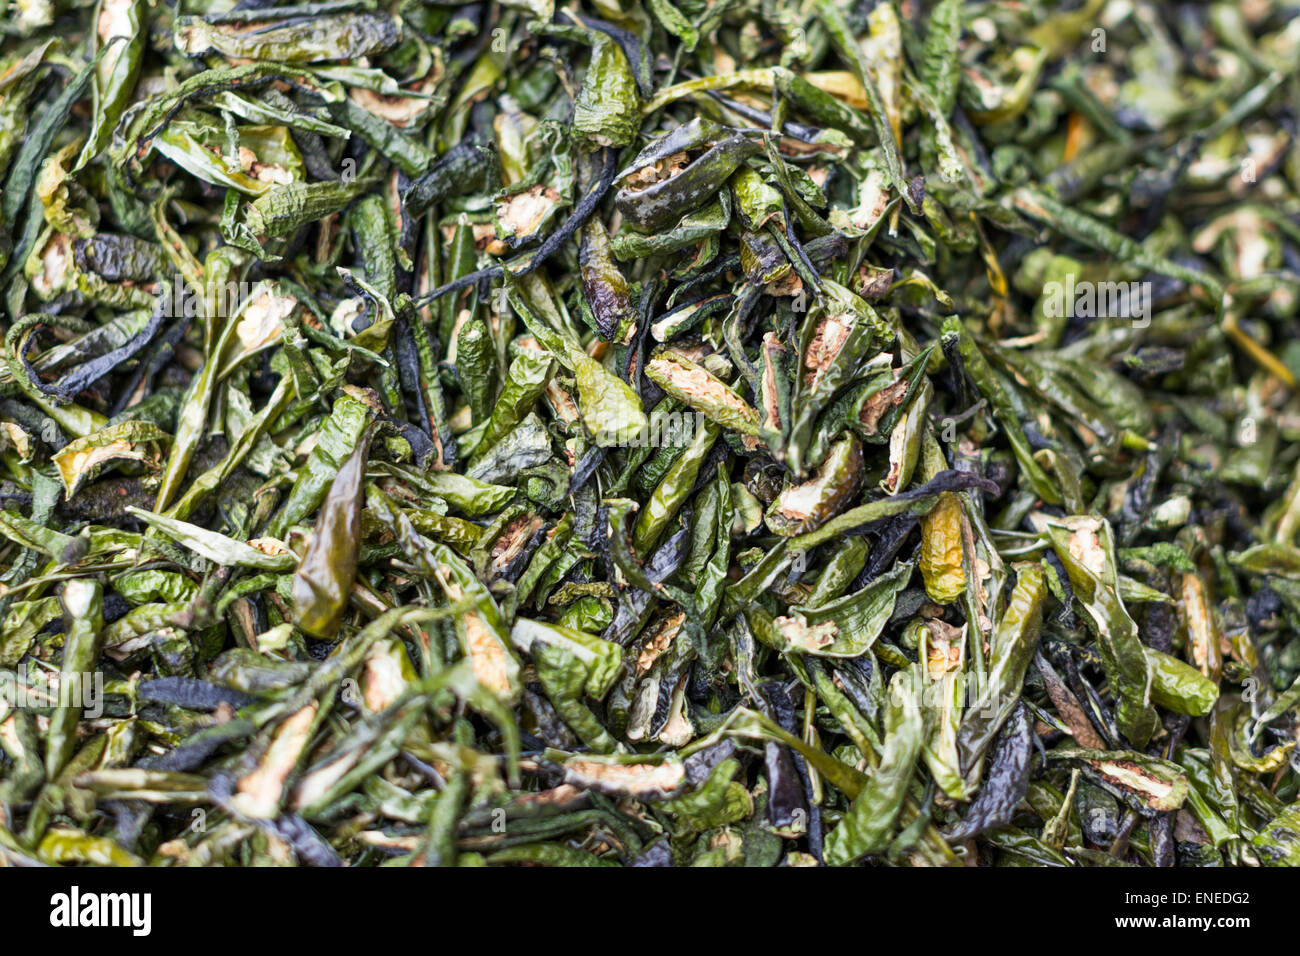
xmin=44 ymin=579 xmax=103 ymax=780
xmin=291 ymin=425 xmax=374 ymax=639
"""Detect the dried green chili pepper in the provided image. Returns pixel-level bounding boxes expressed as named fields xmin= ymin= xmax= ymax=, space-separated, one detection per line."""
xmin=267 ymin=389 xmax=377 ymax=538
xmin=174 ymin=13 xmax=402 ymax=64
xmin=571 ymin=28 xmax=640 ymax=149
xmin=823 ymin=668 xmax=924 ymax=865
xmin=614 ymin=121 xmax=763 ymax=233
xmin=1045 ymin=517 xmax=1159 ymax=748
xmin=946 ymin=703 xmax=1033 ymax=841
xmin=43 ymin=579 xmax=103 ymax=779
xmin=291 ymin=424 xmax=373 ymax=639
xmin=956 ymin=563 xmax=1045 ymax=782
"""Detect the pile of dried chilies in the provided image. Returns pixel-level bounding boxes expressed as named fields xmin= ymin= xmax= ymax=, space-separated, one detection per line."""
xmin=2 ymin=0 xmax=1300 ymax=867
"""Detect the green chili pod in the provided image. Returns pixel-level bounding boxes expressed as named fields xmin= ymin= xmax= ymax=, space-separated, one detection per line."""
xmin=615 ymin=129 xmax=762 ymax=233
xmin=292 ymin=427 xmax=372 ymax=639
xmin=823 ymin=669 xmax=924 ymax=865
xmin=1045 ymin=517 xmax=1159 ymax=748
xmin=45 ymin=579 xmax=103 ymax=780
xmin=572 ymin=30 xmax=640 ymax=148
xmin=1145 ymin=647 xmax=1219 ymax=717
xmin=268 ymin=389 xmax=378 ymax=538
xmin=956 ymin=563 xmax=1045 ymax=780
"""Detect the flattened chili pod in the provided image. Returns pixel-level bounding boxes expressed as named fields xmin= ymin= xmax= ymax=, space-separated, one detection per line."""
xmin=992 ymin=346 xmax=1123 ymax=453
xmin=917 ymin=618 xmax=967 ymax=799
xmin=823 ymin=669 xmax=924 ymax=865
xmin=3 ymin=46 xmax=107 ymax=230
xmin=397 ymin=508 xmax=483 ymax=555
xmin=645 ymin=349 xmax=761 ymax=446
xmin=941 ymin=316 xmax=1062 ymax=506
xmin=614 ymin=125 xmax=763 ymax=233
xmin=651 ymin=293 xmax=735 ymax=343
xmin=330 ymin=95 xmax=436 ymax=179
xmin=512 ymin=618 xmax=621 ymax=701
xmin=791 ymin=280 xmax=893 ymax=442
xmin=882 ymin=377 xmax=931 ymax=495
xmin=403 ymin=137 xmax=496 ymax=218
xmin=268 ymin=389 xmax=378 ymax=538
xmin=613 ymin=117 xmax=719 ymax=178
xmin=756 ymin=330 xmax=792 ymax=455
xmin=353 ymin=194 xmax=396 ymax=301
xmin=292 ymin=426 xmax=373 ymax=639
xmin=1254 ymin=803 xmax=1300 ymax=866
xmin=167 ymin=375 xmax=295 ymax=522
xmin=435 ymin=559 xmax=521 ymax=706
xmin=633 ymin=417 xmax=721 ymax=555
xmin=956 ymin=563 xmax=1045 ymax=780
xmin=513 ymin=618 xmax=622 ymax=753
xmin=1144 ymin=647 xmax=1219 ymax=717
xmin=563 ymin=342 xmax=647 ymax=449
xmin=945 ymin=703 xmax=1033 ymax=841
xmin=611 ymin=192 xmax=732 ymax=260
xmin=771 ymin=68 xmax=876 ymax=147
xmin=46 ymin=579 xmax=103 ymax=780
xmin=920 ymin=492 xmax=965 ymax=604
xmin=813 ymin=0 xmax=914 ymax=212
xmin=71 ymin=233 xmax=161 ymax=283
xmin=505 ymin=281 xmax=648 ymax=448
xmin=454 ymin=318 xmax=497 ymax=426
xmin=77 ymin=0 xmax=146 ymax=168
xmin=732 ymin=167 xmax=785 ymax=232
xmin=776 ymin=560 xmax=911 ymax=657
xmin=245 ymin=179 xmax=370 ymax=240
xmin=465 ymin=348 xmax=554 ymax=464
xmin=174 ymin=13 xmax=402 ymax=64
xmin=919 ymin=0 xmax=964 ymax=114
xmin=1046 ymin=749 xmax=1189 ymax=815
xmin=1044 ymin=517 xmax=1159 ymax=748
xmin=579 ymin=218 xmax=635 ymax=343
xmin=765 ymin=434 xmax=865 ymax=537
xmin=805 ymin=538 xmax=870 ymax=607
xmin=572 ymin=29 xmax=640 ymax=149
xmin=738 ymin=230 xmax=793 ymax=290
